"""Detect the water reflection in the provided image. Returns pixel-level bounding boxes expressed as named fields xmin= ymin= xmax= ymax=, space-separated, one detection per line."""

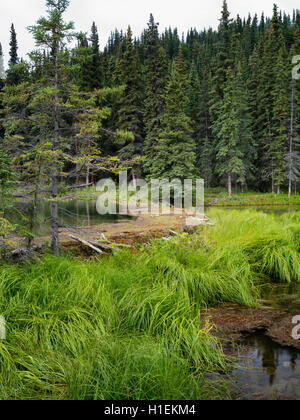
xmin=261 ymin=283 xmax=300 ymax=312
xmin=233 ymin=333 xmax=300 ymax=399
xmin=12 ymin=199 xmax=134 ymax=236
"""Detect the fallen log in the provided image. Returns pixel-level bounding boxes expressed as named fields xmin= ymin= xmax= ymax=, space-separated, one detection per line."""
xmin=110 ymin=243 xmax=132 ymax=248
xmin=68 ymin=183 xmax=93 ymax=190
xmin=89 ymin=240 xmax=132 ymax=251
xmin=69 ymin=235 xmax=103 ymax=254
xmin=87 ymin=240 xmax=117 ymax=252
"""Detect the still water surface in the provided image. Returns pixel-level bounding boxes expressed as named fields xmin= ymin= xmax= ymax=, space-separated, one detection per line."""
xmin=13 ymin=199 xmax=300 ymax=236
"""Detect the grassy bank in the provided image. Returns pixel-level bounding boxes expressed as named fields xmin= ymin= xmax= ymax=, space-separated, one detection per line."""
xmin=205 ymin=189 xmax=300 ymax=207
xmin=53 ymin=185 xmax=300 ymax=208
xmin=1 ymin=210 xmax=300 ymax=400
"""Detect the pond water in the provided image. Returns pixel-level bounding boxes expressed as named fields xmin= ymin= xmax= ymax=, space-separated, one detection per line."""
xmin=229 ymin=283 xmax=300 ymax=400
xmin=13 ymin=199 xmax=134 ymax=236
xmin=231 ymin=332 xmax=300 ymax=400
xmin=12 ymin=199 xmax=300 ymax=237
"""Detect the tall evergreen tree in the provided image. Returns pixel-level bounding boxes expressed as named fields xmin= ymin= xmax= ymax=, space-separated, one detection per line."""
xmin=0 ymin=44 xmax=4 ymax=82
xmin=287 ymin=28 xmax=300 ymax=196
xmin=209 ymin=0 xmax=232 ymax=120
xmin=256 ymin=9 xmax=285 ymax=191
xmin=28 ymin=0 xmax=74 ymax=254
xmin=150 ymin=61 xmax=196 ymax=180
xmin=187 ymin=61 xmax=201 ymax=142
xmin=90 ymin=22 xmax=102 ymax=88
xmin=115 ymin=26 xmax=144 ymax=181
xmin=71 ymin=32 xmax=95 ymax=91
xmin=143 ymin=14 xmax=168 ymax=178
xmin=9 ymin=23 xmax=18 ymax=67
xmin=213 ymin=69 xmax=246 ymax=196
xmin=270 ymin=46 xmax=289 ymax=192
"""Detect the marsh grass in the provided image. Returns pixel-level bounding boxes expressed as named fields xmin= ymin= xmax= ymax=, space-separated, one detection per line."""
xmin=0 ymin=209 xmax=299 ymax=399
xmin=205 ymin=188 xmax=300 ymax=207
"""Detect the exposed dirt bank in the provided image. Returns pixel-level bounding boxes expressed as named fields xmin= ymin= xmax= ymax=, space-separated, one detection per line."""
xmin=37 ymin=214 xmax=190 ymax=250
xmin=204 ymin=304 xmax=300 ymax=351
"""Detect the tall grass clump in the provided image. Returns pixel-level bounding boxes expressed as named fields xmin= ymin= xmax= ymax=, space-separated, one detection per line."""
xmin=0 ymin=209 xmax=298 ymax=399
xmin=207 ymin=209 xmax=300 ymax=283
xmin=0 ymin=253 xmax=230 ymax=400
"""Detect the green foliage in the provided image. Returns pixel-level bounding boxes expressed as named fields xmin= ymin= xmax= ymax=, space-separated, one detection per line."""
xmin=0 ymin=244 xmax=234 ymax=400
xmin=9 ymin=24 xmax=18 ymax=67
xmin=207 ymin=209 xmax=300 ymax=283
xmin=1 ymin=0 xmax=300 ymax=249
xmin=1 ymin=209 xmax=300 ymax=398
xmin=114 ymin=27 xmax=144 ymax=172
xmin=143 ymin=14 xmax=168 ymax=176
xmin=213 ymin=69 xmax=246 ymax=191
xmin=270 ymin=46 xmax=289 ymax=189
xmin=0 ymin=149 xmax=17 ymax=242
xmin=149 ymin=61 xmax=196 ymax=180
xmin=0 ymin=149 xmax=16 ymax=212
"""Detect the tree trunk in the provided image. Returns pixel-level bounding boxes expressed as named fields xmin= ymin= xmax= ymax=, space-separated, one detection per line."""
xmin=271 ymin=167 xmax=275 ymax=194
xmin=132 ymin=170 xmax=137 ymax=189
xmin=52 ymin=44 xmax=59 ymax=255
xmin=228 ymin=173 xmax=232 ymax=197
xmin=75 ymin=138 xmax=79 ymax=185
xmin=288 ymin=80 xmax=295 ymax=199
xmin=86 ymin=165 xmax=90 ymax=186
xmin=86 ymin=202 xmax=90 ymax=227
xmin=27 ymin=165 xmax=41 ymax=249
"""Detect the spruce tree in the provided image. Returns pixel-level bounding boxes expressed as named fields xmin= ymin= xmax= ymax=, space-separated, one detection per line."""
xmin=213 ymin=69 xmax=246 ymax=196
xmin=71 ymin=33 xmax=95 ymax=91
xmin=28 ymin=0 xmax=74 ymax=254
xmin=90 ymin=22 xmax=102 ymax=88
xmin=0 ymin=44 xmax=4 ymax=82
xmin=9 ymin=23 xmax=18 ymax=67
xmin=187 ymin=61 xmax=201 ymax=142
xmin=270 ymin=46 xmax=289 ymax=193
xmin=115 ymin=26 xmax=144 ymax=180
xmin=288 ymin=27 xmax=300 ymax=195
xmin=209 ymin=0 xmax=232 ymax=120
xmin=150 ymin=61 xmax=196 ymax=180
xmin=100 ymin=47 xmax=110 ymax=87
xmin=143 ymin=14 xmax=168 ymax=178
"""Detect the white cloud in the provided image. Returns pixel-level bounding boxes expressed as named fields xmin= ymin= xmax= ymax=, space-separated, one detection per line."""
xmin=0 ymin=0 xmax=299 ymax=65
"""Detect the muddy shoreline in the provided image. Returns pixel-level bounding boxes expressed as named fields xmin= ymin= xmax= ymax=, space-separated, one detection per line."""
xmin=204 ymin=304 xmax=300 ymax=351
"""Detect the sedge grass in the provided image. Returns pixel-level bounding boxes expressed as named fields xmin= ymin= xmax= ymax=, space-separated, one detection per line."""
xmin=0 ymin=209 xmax=299 ymax=399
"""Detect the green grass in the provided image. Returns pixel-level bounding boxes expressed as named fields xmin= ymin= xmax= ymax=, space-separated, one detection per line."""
xmin=207 ymin=209 xmax=300 ymax=283
xmin=1 ymin=209 xmax=300 ymax=400
xmin=0 ymin=253 xmax=230 ymax=400
xmin=55 ymin=185 xmax=300 ymax=207
xmin=205 ymin=188 xmax=300 ymax=207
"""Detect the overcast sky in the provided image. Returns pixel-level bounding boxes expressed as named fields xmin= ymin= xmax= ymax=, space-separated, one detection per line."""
xmin=0 ymin=0 xmax=299 ymax=65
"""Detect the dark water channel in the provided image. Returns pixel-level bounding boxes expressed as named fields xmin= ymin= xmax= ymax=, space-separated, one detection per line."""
xmin=13 ymin=199 xmax=133 ymax=236
xmin=229 ymin=283 xmax=300 ymax=400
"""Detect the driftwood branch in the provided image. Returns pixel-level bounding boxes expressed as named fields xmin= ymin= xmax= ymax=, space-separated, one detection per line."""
xmin=69 ymin=235 xmax=103 ymax=254
xmin=87 ymin=240 xmax=117 ymax=252
xmin=68 ymin=183 xmax=93 ymax=190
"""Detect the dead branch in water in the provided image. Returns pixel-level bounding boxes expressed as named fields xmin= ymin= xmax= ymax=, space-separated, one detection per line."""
xmin=68 ymin=183 xmax=93 ymax=190
xmin=69 ymin=235 xmax=103 ymax=254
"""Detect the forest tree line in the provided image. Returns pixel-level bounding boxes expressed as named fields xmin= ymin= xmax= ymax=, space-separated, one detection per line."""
xmin=0 ymin=0 xmax=300 ymax=252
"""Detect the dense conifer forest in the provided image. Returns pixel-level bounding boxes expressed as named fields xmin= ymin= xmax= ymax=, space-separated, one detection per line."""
xmin=0 ymin=0 xmax=299 ymax=197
